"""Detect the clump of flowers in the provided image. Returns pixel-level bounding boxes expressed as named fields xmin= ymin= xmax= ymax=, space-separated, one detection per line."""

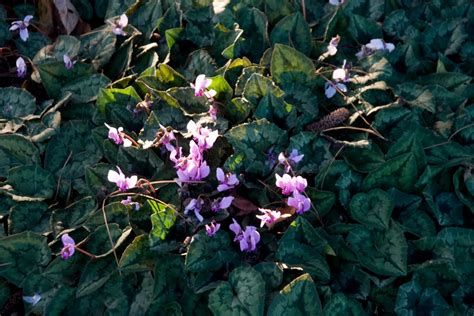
xmin=107 ymin=167 xmax=137 ymax=191
xmin=274 ymin=149 xmax=312 ymax=214
xmin=229 ymin=219 xmax=260 ymax=252
xmin=10 ymin=15 xmax=33 ymax=42
xmin=275 ymin=174 xmax=307 ymax=195
xmin=187 ymin=120 xmax=218 ymax=151
xmin=169 ymin=121 xmax=218 ymax=183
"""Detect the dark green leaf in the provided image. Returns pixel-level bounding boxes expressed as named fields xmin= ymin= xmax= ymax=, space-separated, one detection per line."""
xmin=276 ymin=217 xmax=332 ymax=282
xmin=0 ymin=87 xmax=36 ymax=120
xmin=129 ymin=0 xmax=162 ymax=39
xmin=61 ymin=74 xmax=111 ymax=104
xmin=270 ymin=12 xmax=312 ymax=56
xmin=235 ymin=7 xmax=269 ymax=62
xmin=323 ymin=293 xmax=365 ymax=316
xmin=8 ymin=202 xmax=49 ymax=234
xmin=225 ymin=119 xmax=288 ymax=176
xmin=208 ymin=267 xmax=265 ymax=316
xmin=80 ymin=27 xmax=117 ymax=69
xmin=270 ymin=44 xmax=315 ymax=90
xmin=7 ymin=165 xmax=55 ymax=199
xmin=268 ymin=273 xmax=322 ymax=315
xmin=0 ymin=134 xmax=39 ymax=177
xmin=349 ymin=189 xmax=394 ymax=230
xmin=0 ymin=231 xmax=51 ymax=286
xmin=185 ymin=231 xmax=236 ymax=273
xmin=253 ymin=262 xmax=283 ymax=291
xmin=347 ymin=220 xmax=407 ymax=277
xmin=363 ymin=153 xmax=418 ymax=192
xmin=395 ymin=279 xmax=455 ymax=316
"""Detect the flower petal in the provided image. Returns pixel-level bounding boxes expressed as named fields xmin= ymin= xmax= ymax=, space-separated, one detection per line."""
xmin=107 ymin=170 xmax=121 ymax=183
xmin=61 ymin=234 xmax=75 ymax=246
xmin=19 ymin=28 xmax=29 ymax=41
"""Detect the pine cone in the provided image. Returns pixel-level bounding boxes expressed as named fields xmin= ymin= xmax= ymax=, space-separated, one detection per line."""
xmin=306 ymin=108 xmax=350 ymax=132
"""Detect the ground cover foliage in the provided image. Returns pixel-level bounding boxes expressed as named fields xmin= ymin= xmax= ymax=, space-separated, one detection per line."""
xmin=0 ymin=0 xmax=473 ymax=314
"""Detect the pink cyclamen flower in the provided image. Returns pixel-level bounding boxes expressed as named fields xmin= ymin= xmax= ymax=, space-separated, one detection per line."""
xmin=121 ymin=196 xmax=140 ymax=211
xmin=208 ymin=104 xmax=218 ymax=120
xmin=174 ymin=145 xmax=210 ymax=182
xmin=211 ymin=196 xmax=234 ymax=212
xmin=107 ymin=167 xmax=137 ymax=191
xmin=240 ymin=226 xmax=260 ymax=252
xmin=16 ymin=57 xmax=27 ymax=78
xmin=216 ymin=168 xmax=239 ymax=192
xmin=184 ymin=198 xmax=204 ymax=222
xmin=288 ymin=149 xmax=304 ymax=164
xmin=187 ymin=120 xmax=219 ymax=150
xmin=171 ymin=143 xmax=209 ymax=182
xmin=324 ymin=81 xmax=347 ymax=99
xmin=191 ymin=74 xmax=217 ymax=99
xmin=63 ymin=54 xmax=75 ymax=70
xmin=104 ymin=123 xmax=132 ymax=147
xmin=229 ymin=218 xmax=242 ymax=239
xmin=60 ymin=234 xmax=75 ymax=260
xmin=276 ymin=173 xmax=296 ymax=195
xmin=293 ymin=176 xmax=308 ymax=193
xmin=10 ymin=15 xmax=33 ymax=42
xmin=278 ymin=149 xmax=304 ymax=172
xmin=256 ymin=208 xmax=284 ymax=228
xmin=110 ymin=14 xmax=128 ymax=36
xmin=229 ymin=219 xmax=260 ymax=252
xmin=158 ymin=124 xmax=176 ymax=151
xmin=275 ymin=173 xmax=307 ymax=195
xmin=288 ymin=191 xmax=311 ymax=214
xmin=205 ymin=221 xmax=221 ymax=237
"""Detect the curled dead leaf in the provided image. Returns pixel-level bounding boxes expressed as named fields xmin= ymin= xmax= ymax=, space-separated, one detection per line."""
xmin=53 ymin=0 xmax=79 ymax=35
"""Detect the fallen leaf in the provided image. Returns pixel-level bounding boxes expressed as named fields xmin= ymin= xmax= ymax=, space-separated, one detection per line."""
xmin=233 ymin=196 xmax=259 ymax=216
xmin=53 ymin=0 xmax=80 ymax=35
